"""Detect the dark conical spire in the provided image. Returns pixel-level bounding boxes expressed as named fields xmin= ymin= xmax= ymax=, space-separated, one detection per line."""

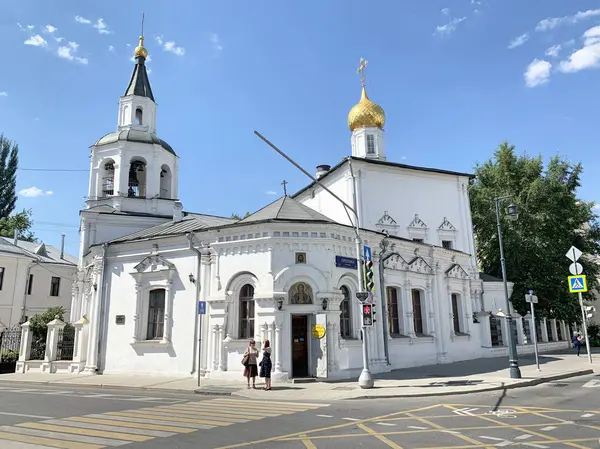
xmin=124 ymin=36 xmax=155 ymax=102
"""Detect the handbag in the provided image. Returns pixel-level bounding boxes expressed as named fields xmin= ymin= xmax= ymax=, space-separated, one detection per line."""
xmin=241 ymin=354 xmax=249 ymax=366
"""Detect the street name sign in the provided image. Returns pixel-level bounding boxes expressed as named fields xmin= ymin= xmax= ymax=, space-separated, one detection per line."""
xmin=568 ymin=275 xmax=588 ymax=293
xmin=525 ymin=294 xmax=538 ymax=304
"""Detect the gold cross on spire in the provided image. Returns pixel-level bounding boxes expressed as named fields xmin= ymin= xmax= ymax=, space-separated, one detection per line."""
xmin=357 ymin=57 xmax=368 ymax=86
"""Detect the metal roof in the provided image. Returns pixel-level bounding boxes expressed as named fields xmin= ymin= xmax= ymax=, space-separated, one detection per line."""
xmin=0 ymin=237 xmax=77 ymax=265
xmin=94 ymin=129 xmax=176 ymax=156
xmin=239 ymin=196 xmax=334 ymax=224
xmin=124 ymin=56 xmax=154 ymax=101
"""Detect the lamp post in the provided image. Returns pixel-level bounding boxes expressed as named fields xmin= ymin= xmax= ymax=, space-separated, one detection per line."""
xmin=495 ymin=196 xmax=522 ymax=379
xmin=254 ymin=131 xmax=374 ymax=389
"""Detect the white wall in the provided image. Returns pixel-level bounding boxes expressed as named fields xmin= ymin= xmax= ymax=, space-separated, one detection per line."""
xmin=25 ymin=263 xmax=75 ymax=319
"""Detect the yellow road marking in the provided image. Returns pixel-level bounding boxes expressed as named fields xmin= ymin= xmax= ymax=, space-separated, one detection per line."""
xmin=0 ymin=430 xmax=103 ymax=449
xmin=16 ymin=422 xmax=151 ymax=442
xmin=404 ymin=412 xmax=494 ymax=448
xmin=408 ymin=439 xmax=600 ymax=449
xmin=104 ymin=411 xmax=233 ymax=426
xmin=357 ymin=423 xmax=403 ymax=449
xmin=213 ymin=404 xmax=443 ymax=449
xmin=513 ymin=407 xmax=600 ymax=435
xmin=64 ymin=416 xmax=196 ymax=433
xmin=443 ymin=404 xmax=590 ymax=449
xmin=213 ymin=398 xmax=324 ymax=407
xmin=178 ymin=402 xmax=298 ymax=414
xmin=299 ymin=433 xmax=317 ymax=449
xmin=144 ymin=407 xmax=263 ymax=419
xmin=213 ymin=399 xmax=322 ymax=410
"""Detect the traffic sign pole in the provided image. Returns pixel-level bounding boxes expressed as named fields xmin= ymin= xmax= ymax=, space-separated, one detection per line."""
xmin=566 ymin=246 xmax=592 ymax=365
xmin=526 ymin=293 xmax=540 ymax=371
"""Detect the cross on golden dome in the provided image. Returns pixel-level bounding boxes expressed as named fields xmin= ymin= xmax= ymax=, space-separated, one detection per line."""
xmin=357 ymin=58 xmax=368 ymax=86
xmin=134 ymin=13 xmax=148 ymax=59
xmin=347 ymin=57 xmax=386 ymax=132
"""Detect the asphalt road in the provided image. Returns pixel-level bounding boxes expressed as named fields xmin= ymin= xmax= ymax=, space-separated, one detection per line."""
xmin=0 ymin=373 xmax=598 ymax=448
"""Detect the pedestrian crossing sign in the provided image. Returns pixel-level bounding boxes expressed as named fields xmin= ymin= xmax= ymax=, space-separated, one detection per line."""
xmin=568 ymin=275 xmax=587 ymax=293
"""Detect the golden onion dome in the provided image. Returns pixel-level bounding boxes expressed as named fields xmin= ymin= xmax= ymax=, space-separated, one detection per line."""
xmin=347 ymin=85 xmax=386 ymax=132
xmin=134 ymin=36 xmax=148 ymax=59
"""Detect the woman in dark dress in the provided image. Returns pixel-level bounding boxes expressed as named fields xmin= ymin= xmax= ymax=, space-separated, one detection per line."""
xmin=259 ymin=339 xmax=272 ymax=390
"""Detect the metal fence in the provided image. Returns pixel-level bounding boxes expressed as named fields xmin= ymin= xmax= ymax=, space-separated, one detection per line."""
xmin=56 ymin=326 xmax=75 ymax=361
xmin=29 ymin=336 xmax=46 ymax=361
xmin=0 ymin=325 xmax=21 ymax=374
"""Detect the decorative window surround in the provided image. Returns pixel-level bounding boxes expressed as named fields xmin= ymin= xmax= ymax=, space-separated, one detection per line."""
xmin=130 ymin=254 xmax=176 ymax=347
xmin=376 ymin=211 xmax=399 ymax=236
xmin=438 ymin=217 xmax=458 ymax=247
xmin=408 ymin=214 xmax=428 ymax=242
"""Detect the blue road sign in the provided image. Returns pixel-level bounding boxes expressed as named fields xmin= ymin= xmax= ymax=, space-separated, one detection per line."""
xmin=198 ymin=301 xmax=207 ymax=315
xmin=363 ymin=245 xmax=372 ymax=261
xmin=568 ymin=275 xmax=588 ymax=293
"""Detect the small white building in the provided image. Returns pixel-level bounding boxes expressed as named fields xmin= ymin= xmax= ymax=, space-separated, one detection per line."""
xmin=62 ymin=37 xmax=569 ymax=380
xmin=0 ymin=236 xmax=77 ymax=327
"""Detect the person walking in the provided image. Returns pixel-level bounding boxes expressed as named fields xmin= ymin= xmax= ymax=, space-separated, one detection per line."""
xmin=242 ymin=339 xmax=259 ymax=389
xmin=259 ymin=339 xmax=273 ymax=391
xmin=573 ymin=332 xmax=583 ymax=356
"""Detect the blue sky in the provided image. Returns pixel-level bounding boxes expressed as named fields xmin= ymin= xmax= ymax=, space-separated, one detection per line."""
xmin=1 ymin=0 xmax=599 ymax=256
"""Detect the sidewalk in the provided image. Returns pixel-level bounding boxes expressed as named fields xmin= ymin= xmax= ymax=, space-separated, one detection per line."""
xmin=0 ymin=350 xmax=597 ymax=401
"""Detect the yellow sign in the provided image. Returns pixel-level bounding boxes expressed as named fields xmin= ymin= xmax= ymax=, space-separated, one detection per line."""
xmin=568 ymin=275 xmax=588 ymax=293
xmin=311 ymin=324 xmax=326 ymax=339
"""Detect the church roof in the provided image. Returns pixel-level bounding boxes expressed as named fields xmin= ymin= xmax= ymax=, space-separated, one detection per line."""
xmin=124 ymin=55 xmax=154 ymax=101
xmin=94 ymin=129 xmax=176 ymax=156
xmin=238 ymin=196 xmax=334 ymax=224
xmin=292 ymin=157 xmax=474 ymax=199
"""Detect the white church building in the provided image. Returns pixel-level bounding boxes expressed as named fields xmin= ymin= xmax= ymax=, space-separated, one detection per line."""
xmin=52 ymin=37 xmax=570 ymax=380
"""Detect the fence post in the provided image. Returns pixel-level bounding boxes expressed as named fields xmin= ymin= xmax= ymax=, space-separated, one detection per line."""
xmin=41 ymin=316 xmax=65 ymax=374
xmin=16 ymin=320 xmax=32 ymax=373
xmin=69 ymin=315 xmax=89 ymax=374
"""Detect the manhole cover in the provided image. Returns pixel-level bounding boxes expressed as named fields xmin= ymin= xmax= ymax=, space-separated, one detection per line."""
xmin=549 ymin=383 xmax=568 ymax=387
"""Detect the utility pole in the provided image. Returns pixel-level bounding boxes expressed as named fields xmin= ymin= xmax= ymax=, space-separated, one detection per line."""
xmin=525 ymin=291 xmax=540 ymax=371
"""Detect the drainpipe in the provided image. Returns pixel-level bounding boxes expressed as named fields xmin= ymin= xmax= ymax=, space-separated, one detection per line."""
xmin=187 ymin=233 xmax=202 ymax=380
xmin=95 ymin=243 xmax=108 ymax=372
xmin=379 ymin=241 xmax=393 ymax=366
xmin=21 ymin=261 xmax=37 ymax=323
xmin=60 ymin=234 xmax=65 ymax=259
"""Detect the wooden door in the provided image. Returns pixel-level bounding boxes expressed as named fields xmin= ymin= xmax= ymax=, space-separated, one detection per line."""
xmin=291 ymin=315 xmax=308 ymax=378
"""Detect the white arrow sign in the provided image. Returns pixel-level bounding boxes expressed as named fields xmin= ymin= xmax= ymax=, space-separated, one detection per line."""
xmin=582 ymin=379 xmax=600 ymax=388
xmin=566 ymin=246 xmax=582 ymax=262
xmin=453 ymin=407 xmax=479 ymax=416
xmin=569 ymin=263 xmax=583 ymax=275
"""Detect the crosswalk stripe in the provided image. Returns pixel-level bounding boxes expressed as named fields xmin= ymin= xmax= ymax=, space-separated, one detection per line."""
xmin=164 ymin=404 xmax=283 ymax=417
xmin=41 ymin=420 xmax=172 ymax=438
xmin=0 ymin=440 xmax=55 ymax=449
xmin=66 ymin=416 xmax=197 ymax=433
xmin=103 ymin=411 xmax=229 ymax=427
xmin=175 ymin=402 xmax=296 ymax=415
xmin=147 ymin=406 xmax=269 ymax=419
xmin=130 ymin=409 xmax=250 ymax=423
xmin=0 ymin=431 xmax=103 ymax=449
xmin=213 ymin=399 xmax=327 ymax=408
xmin=204 ymin=400 xmax=315 ymax=412
xmin=17 ymin=422 xmax=152 ymax=442
xmin=0 ymin=425 xmax=130 ymax=447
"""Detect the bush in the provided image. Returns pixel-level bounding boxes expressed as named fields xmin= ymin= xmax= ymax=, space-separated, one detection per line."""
xmin=0 ymin=349 xmax=18 ymax=362
xmin=587 ymin=323 xmax=600 ymax=342
xmin=28 ymin=306 xmax=66 ymax=342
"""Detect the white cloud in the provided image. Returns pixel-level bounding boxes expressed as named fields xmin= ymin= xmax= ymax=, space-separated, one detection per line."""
xmin=441 ymin=8 xmax=450 ymax=15
xmin=55 ymin=36 xmax=64 ymax=42
xmin=209 ymin=33 xmax=223 ymax=52
xmin=156 ymin=35 xmax=186 ymax=55
xmin=265 ymin=190 xmax=277 ymax=195
xmin=508 ymin=33 xmax=529 ymax=49
xmin=44 ymin=25 xmax=57 ymax=33
xmin=524 ymin=59 xmax=552 ymax=87
xmin=75 ymin=15 xmax=91 ymax=25
xmin=558 ymin=26 xmax=600 ymax=73
xmin=93 ymin=18 xmax=111 ymax=34
xmin=545 ymin=44 xmax=562 ymax=58
xmin=19 ymin=186 xmax=53 ymax=198
xmin=57 ymin=41 xmax=88 ymax=64
xmin=0 ymin=92 xmax=7 ymax=97
xmin=434 ymin=17 xmax=467 ymax=35
xmin=24 ymin=35 xmax=47 ymax=47
xmin=16 ymin=23 xmax=34 ymax=32
xmin=108 ymin=45 xmax=115 ymax=52
xmin=536 ymin=9 xmax=600 ymax=32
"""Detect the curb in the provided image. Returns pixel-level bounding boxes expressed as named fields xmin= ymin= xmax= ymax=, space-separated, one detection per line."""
xmin=343 ymin=369 xmax=595 ymax=400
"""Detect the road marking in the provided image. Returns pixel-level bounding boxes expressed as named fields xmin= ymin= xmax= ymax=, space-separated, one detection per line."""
xmin=582 ymin=379 xmax=600 ymax=388
xmin=0 ymin=425 xmax=130 ymax=446
xmin=129 ymin=409 xmax=249 ymax=423
xmin=0 ymin=412 xmax=54 ymax=419
xmin=523 ymin=444 xmax=549 ymax=449
xmin=357 ymin=423 xmax=403 ymax=449
xmin=299 ymin=433 xmax=317 ymax=449
xmin=480 ymin=436 xmax=505 ymax=441
xmin=65 ymin=416 xmax=197 ymax=433
xmin=0 ymin=431 xmax=102 ymax=449
xmin=17 ymin=422 xmax=153 ymax=441
xmin=0 ymin=440 xmax=55 ymax=448
xmin=215 ymin=399 xmax=327 ymax=408
xmin=441 ymin=430 xmax=461 ymax=434
xmin=376 ymin=422 xmax=397 ymax=427
xmin=452 ymin=407 xmax=479 ymax=416
xmin=405 ymin=411 xmax=487 ymax=447
xmin=581 ymin=413 xmax=595 ymax=418
xmin=101 ymin=412 xmax=219 ymax=428
xmin=515 ymin=434 xmax=534 ymax=440
xmin=342 ymin=417 xmax=360 ymax=421
xmin=540 ymin=426 xmax=557 ymax=431
xmin=316 ymin=414 xmax=333 ymax=418
xmin=407 ymin=426 xmax=428 ymax=430
xmin=41 ymin=420 xmax=172 ymax=438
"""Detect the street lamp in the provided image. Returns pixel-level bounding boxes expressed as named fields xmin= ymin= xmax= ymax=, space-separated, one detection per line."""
xmin=495 ymin=196 xmax=522 ymax=379
xmin=254 ymin=131 xmax=374 ymax=389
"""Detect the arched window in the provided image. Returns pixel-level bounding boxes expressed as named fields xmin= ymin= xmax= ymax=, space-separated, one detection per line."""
xmin=451 ymin=293 xmax=462 ymax=333
xmin=411 ymin=289 xmax=424 ymax=336
xmin=386 ymin=287 xmax=401 ymax=336
xmin=101 ymin=160 xmax=115 ymax=197
xmin=340 ymin=286 xmax=351 ymax=339
xmin=147 ymin=288 xmax=165 ymax=340
xmin=128 ymin=159 xmax=147 ymax=198
xmin=239 ymin=284 xmax=255 ymax=339
xmin=160 ymin=165 xmax=172 ymax=199
xmin=135 ymin=108 xmax=143 ymax=125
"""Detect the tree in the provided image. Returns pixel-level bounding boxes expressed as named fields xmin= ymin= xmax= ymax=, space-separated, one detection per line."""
xmin=0 ymin=209 xmax=35 ymax=242
xmin=470 ymin=142 xmax=600 ymax=323
xmin=28 ymin=306 xmax=67 ymax=342
xmin=231 ymin=212 xmax=250 ymax=220
xmin=0 ymin=134 xmax=18 ymax=218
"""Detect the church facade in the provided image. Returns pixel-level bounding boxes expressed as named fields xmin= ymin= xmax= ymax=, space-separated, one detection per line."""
xmin=65 ymin=39 xmax=568 ymax=380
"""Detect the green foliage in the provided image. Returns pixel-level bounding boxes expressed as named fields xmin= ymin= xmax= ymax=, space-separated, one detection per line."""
xmin=0 ymin=209 xmax=36 ymax=242
xmin=0 ymin=349 xmax=18 ymax=363
xmin=470 ymin=142 xmax=600 ymax=323
xmin=588 ymin=323 xmax=600 ymax=347
xmin=28 ymin=306 xmax=66 ymax=342
xmin=231 ymin=212 xmax=250 ymax=220
xmin=0 ymin=135 xmax=18 ymax=218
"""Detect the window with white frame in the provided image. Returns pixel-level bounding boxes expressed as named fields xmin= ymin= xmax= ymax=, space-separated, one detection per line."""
xmin=340 ymin=286 xmax=352 ymax=339
xmin=386 ymin=287 xmax=401 ymax=336
xmin=411 ymin=289 xmax=425 ymax=335
xmin=239 ymin=284 xmax=255 ymax=339
xmin=366 ymin=134 xmax=375 ymax=154
xmin=146 ymin=289 xmax=166 ymax=340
